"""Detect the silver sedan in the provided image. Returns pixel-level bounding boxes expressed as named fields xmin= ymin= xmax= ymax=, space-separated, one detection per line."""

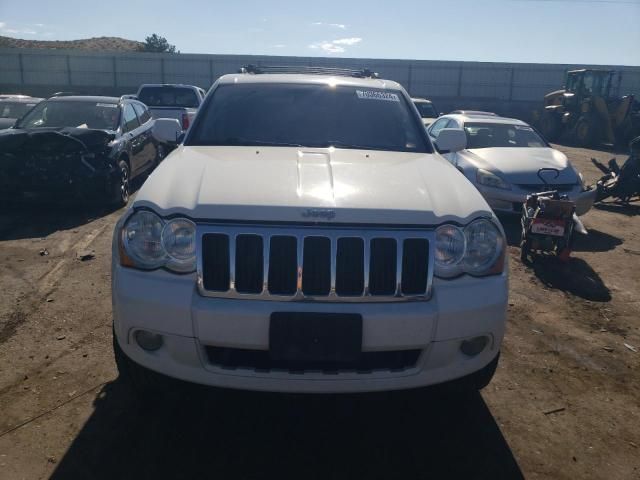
xmin=427 ymin=112 xmax=596 ymax=215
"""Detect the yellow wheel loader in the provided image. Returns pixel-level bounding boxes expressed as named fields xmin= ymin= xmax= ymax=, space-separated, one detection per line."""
xmin=534 ymin=69 xmax=640 ymax=148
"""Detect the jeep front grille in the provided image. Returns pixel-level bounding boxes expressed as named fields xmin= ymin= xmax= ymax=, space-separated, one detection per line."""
xmin=197 ymin=225 xmax=434 ymax=302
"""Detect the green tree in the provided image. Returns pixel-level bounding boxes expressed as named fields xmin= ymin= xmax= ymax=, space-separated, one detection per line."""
xmin=141 ymin=34 xmax=177 ymax=53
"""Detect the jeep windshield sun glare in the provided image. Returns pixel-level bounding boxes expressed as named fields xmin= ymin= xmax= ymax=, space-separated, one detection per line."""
xmin=112 ymin=70 xmax=508 ymax=396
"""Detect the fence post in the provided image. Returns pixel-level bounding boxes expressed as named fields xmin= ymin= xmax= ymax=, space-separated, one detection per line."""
xmin=18 ymin=53 xmax=25 ymax=87
xmin=456 ymin=64 xmax=463 ymax=98
xmin=112 ymin=56 xmax=117 ymax=88
xmin=66 ymin=55 xmax=72 ymax=87
xmin=160 ymin=57 xmax=165 ymax=83
xmin=508 ymin=67 xmax=515 ymax=101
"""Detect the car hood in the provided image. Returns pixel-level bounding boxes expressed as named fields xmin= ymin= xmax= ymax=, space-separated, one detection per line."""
xmin=461 ymin=147 xmax=579 ymax=184
xmin=133 ymin=146 xmax=493 ymax=226
xmin=0 ymin=127 xmax=115 ymax=154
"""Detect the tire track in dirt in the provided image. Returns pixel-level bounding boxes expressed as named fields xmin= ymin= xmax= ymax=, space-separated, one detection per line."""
xmin=0 ymin=223 xmax=109 ymax=344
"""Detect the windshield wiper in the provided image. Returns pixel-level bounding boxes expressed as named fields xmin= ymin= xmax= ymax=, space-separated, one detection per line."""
xmin=212 ymin=137 xmax=305 ymax=147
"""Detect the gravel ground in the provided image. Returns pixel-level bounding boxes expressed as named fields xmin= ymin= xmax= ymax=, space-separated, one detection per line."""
xmin=0 ymin=144 xmax=638 ymax=480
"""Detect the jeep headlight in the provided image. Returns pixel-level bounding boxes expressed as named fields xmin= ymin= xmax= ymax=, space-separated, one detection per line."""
xmin=434 ymin=219 xmax=505 ymax=278
xmin=434 ymin=224 xmax=466 ymax=278
xmin=119 ymin=210 xmax=196 ymax=273
xmin=476 ymin=169 xmax=511 ymax=190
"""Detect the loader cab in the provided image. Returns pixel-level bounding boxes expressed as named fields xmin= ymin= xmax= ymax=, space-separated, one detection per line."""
xmin=564 ymin=69 xmax=614 ymax=100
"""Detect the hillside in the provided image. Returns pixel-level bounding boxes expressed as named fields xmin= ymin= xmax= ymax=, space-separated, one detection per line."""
xmin=0 ymin=35 xmax=144 ymax=51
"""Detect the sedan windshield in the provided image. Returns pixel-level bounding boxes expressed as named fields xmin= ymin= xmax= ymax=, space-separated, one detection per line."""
xmin=187 ymin=83 xmax=430 ymax=153
xmin=414 ymin=102 xmax=437 ymax=118
xmin=138 ymin=86 xmax=199 ymax=108
xmin=16 ymin=101 xmax=120 ymax=130
xmin=0 ymin=102 xmax=38 ymax=119
xmin=464 ymin=122 xmax=546 ymax=149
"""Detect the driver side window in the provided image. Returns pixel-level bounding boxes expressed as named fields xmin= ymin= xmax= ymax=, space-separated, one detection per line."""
xmin=122 ymin=104 xmax=140 ymax=133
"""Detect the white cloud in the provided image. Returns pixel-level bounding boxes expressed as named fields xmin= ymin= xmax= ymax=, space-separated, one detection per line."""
xmin=3 ymin=28 xmax=37 ymax=35
xmin=309 ymin=41 xmax=345 ymax=54
xmin=332 ymin=37 xmax=362 ymax=46
xmin=271 ymin=44 xmax=286 ymax=48
xmin=308 ymin=36 xmax=363 ymax=54
xmin=312 ymin=22 xmax=347 ymax=29
xmin=0 ymin=22 xmax=40 ymax=35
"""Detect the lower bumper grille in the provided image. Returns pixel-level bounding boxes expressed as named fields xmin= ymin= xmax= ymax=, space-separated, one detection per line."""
xmin=205 ymin=346 xmax=421 ymax=373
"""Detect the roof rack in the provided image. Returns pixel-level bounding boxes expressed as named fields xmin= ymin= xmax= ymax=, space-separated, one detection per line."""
xmin=238 ymin=64 xmax=380 ymax=79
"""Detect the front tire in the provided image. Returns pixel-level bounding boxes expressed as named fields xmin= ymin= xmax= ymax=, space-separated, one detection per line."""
xmin=112 ymin=160 xmax=130 ymax=208
xmin=574 ymin=116 xmax=597 ymax=147
xmin=113 ymin=331 xmax=173 ymax=398
xmin=539 ymin=111 xmax=561 ymax=143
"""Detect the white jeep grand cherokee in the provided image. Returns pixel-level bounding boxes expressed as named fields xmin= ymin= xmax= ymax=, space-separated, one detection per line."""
xmin=112 ymin=68 xmax=508 ymax=394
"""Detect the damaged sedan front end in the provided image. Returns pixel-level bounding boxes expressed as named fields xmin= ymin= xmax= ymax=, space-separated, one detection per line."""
xmin=0 ymin=95 xmax=162 ymax=206
xmin=0 ymin=127 xmax=121 ymax=203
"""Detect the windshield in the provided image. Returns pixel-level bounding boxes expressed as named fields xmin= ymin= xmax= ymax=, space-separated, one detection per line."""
xmin=0 ymin=102 xmax=38 ymax=119
xmin=16 ymin=100 xmax=120 ymax=130
xmin=187 ymin=83 xmax=430 ymax=153
xmin=138 ymin=86 xmax=199 ymax=108
xmin=464 ymin=122 xmax=546 ymax=149
xmin=414 ymin=102 xmax=437 ymax=118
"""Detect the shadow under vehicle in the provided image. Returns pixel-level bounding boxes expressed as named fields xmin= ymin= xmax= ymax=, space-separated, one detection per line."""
xmin=0 ymin=95 xmax=164 ymax=207
xmin=534 ymin=69 xmax=640 ymax=148
xmin=50 ymin=378 xmax=524 ymax=480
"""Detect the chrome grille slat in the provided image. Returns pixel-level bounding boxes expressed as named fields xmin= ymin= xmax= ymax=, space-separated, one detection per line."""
xmin=395 ymin=238 xmax=403 ymax=296
xmin=197 ymin=225 xmax=434 ymax=303
xmin=228 ymin=233 xmax=237 ymax=293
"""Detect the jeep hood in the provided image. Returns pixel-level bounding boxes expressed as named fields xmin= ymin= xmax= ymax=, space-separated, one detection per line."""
xmin=461 ymin=147 xmax=579 ymax=184
xmin=134 ymin=146 xmax=493 ymax=225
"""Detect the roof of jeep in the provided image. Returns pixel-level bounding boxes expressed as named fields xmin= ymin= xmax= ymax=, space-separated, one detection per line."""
xmin=217 ymin=73 xmax=403 ymax=90
xmin=443 ymin=113 xmax=529 ymax=126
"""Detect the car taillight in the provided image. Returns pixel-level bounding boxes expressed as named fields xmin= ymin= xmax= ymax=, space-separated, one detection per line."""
xmin=181 ymin=113 xmax=190 ymax=130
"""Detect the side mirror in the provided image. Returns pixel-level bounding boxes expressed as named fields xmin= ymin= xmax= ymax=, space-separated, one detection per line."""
xmin=152 ymin=118 xmax=182 ymax=144
xmin=435 ymin=128 xmax=467 ymax=153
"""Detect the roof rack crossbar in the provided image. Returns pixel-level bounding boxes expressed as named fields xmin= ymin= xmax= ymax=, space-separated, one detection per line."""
xmin=238 ymin=64 xmax=379 ymax=79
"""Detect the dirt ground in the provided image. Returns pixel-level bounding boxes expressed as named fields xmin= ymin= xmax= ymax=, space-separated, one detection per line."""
xmin=0 ymin=144 xmax=638 ymax=480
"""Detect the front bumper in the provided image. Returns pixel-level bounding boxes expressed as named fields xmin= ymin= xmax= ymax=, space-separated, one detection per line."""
xmin=0 ymin=154 xmax=117 ymax=201
xmin=112 ymin=264 xmax=508 ymax=393
xmin=476 ymin=184 xmax=597 ymax=216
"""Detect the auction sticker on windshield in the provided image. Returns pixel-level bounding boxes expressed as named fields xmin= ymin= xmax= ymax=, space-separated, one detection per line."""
xmin=356 ymin=90 xmax=400 ymax=102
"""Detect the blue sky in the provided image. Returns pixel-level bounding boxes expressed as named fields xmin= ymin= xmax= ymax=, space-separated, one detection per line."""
xmin=1 ymin=0 xmax=639 ymax=65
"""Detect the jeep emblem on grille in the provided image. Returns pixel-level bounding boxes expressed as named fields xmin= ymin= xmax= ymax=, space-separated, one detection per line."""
xmin=302 ymin=208 xmax=336 ymax=220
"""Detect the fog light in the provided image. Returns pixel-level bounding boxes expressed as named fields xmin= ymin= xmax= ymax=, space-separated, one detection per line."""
xmin=460 ymin=336 xmax=489 ymax=357
xmin=135 ymin=330 xmax=163 ymax=351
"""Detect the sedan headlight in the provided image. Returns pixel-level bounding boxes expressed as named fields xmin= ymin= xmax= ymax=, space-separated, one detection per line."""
xmin=476 ymin=169 xmax=511 ymax=190
xmin=434 ymin=219 xmax=505 ymax=278
xmin=119 ymin=210 xmax=196 ymax=273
